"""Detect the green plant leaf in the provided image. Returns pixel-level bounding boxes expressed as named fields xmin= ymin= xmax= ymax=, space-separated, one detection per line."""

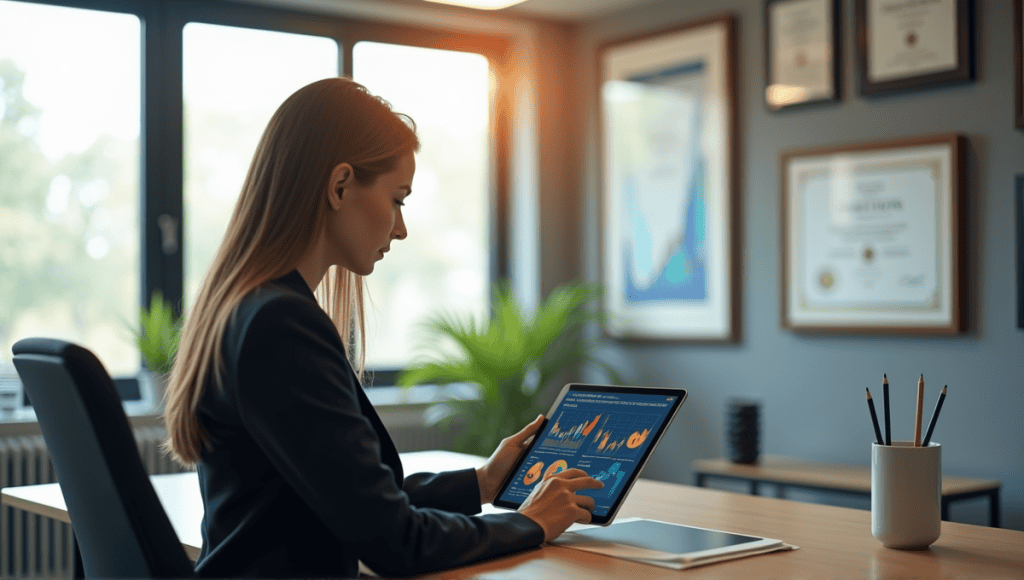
xmin=127 ymin=291 xmax=183 ymax=375
xmin=397 ymin=279 xmax=624 ymax=455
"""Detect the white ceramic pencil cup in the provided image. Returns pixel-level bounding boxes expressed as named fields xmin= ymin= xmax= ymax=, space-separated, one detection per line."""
xmin=871 ymin=441 xmax=941 ymax=549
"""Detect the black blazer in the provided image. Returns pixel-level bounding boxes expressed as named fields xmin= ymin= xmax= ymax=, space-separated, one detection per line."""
xmin=193 ymin=271 xmax=543 ymax=578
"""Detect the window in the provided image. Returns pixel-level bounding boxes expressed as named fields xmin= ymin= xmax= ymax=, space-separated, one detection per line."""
xmin=182 ymin=23 xmax=338 ymax=305
xmin=0 ymin=0 xmax=141 ymax=376
xmin=0 ymin=0 xmax=510 ymax=412
xmin=353 ymin=42 xmax=491 ymax=371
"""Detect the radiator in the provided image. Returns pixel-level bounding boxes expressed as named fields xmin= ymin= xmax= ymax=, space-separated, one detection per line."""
xmin=1 ymin=427 xmax=184 ymax=580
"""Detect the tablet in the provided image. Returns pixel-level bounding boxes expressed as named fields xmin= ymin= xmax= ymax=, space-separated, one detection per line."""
xmin=553 ymin=518 xmax=785 ymax=564
xmin=492 ymin=383 xmax=687 ymax=525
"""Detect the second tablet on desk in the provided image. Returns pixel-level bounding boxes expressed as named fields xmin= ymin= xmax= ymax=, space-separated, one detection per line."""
xmin=552 ymin=518 xmax=795 ymax=570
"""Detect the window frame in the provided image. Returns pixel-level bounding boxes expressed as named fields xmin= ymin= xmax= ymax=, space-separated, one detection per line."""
xmin=5 ymin=0 xmax=513 ymax=392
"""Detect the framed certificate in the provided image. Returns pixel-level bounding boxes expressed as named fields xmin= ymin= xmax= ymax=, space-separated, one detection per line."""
xmin=765 ymin=0 xmax=840 ymax=109
xmin=781 ymin=134 xmax=966 ymax=333
xmin=598 ymin=15 xmax=739 ymax=341
xmin=855 ymin=0 xmax=974 ymax=95
xmin=1016 ymin=0 xmax=1023 ymax=129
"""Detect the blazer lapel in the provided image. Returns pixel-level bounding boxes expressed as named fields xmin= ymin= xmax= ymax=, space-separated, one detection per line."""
xmin=275 ymin=270 xmax=405 ymax=487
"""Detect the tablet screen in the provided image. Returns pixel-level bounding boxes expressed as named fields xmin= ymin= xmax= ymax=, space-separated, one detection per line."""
xmin=493 ymin=384 xmax=686 ymax=523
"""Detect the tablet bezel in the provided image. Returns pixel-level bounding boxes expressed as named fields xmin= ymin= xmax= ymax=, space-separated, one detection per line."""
xmin=491 ymin=383 xmax=687 ymax=525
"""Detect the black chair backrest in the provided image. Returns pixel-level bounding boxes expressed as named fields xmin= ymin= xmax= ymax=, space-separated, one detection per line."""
xmin=12 ymin=338 xmax=194 ymax=579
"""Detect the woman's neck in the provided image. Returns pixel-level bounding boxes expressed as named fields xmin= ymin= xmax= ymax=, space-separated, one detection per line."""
xmin=294 ymin=236 xmax=330 ymax=292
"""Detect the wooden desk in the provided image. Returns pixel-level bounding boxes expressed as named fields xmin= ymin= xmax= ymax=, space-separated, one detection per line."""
xmin=692 ymin=455 xmax=1002 ymax=527
xmin=3 ymin=451 xmax=1023 ymax=578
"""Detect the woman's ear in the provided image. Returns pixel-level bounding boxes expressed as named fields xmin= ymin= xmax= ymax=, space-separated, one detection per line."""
xmin=327 ymin=162 xmax=354 ymax=210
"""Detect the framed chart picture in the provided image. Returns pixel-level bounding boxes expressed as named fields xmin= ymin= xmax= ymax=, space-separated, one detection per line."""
xmin=781 ymin=134 xmax=966 ymax=333
xmin=855 ymin=0 xmax=974 ymax=95
xmin=598 ymin=15 xmax=738 ymax=341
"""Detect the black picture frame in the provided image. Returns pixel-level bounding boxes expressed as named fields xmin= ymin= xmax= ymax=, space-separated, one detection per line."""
xmin=764 ymin=0 xmax=841 ymax=109
xmin=1016 ymin=0 xmax=1022 ymax=129
xmin=1018 ymin=175 xmax=1024 ymax=329
xmin=855 ymin=0 xmax=974 ymax=96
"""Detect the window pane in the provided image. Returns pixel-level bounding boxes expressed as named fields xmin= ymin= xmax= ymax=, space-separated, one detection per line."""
xmin=0 ymin=1 xmax=141 ymax=376
xmin=353 ymin=42 xmax=490 ymax=371
xmin=182 ymin=23 xmax=338 ymax=305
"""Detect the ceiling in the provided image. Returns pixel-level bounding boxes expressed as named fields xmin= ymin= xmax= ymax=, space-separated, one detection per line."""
xmin=233 ymin=0 xmax=660 ymax=23
xmin=488 ymin=0 xmax=655 ymax=20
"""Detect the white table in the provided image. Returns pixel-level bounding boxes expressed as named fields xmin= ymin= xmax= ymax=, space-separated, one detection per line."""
xmin=0 ymin=450 xmax=483 ymax=561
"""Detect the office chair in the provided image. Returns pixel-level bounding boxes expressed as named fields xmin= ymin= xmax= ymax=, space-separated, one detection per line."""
xmin=11 ymin=338 xmax=195 ymax=579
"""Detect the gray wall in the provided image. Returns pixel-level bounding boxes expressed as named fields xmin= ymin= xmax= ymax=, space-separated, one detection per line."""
xmin=562 ymin=0 xmax=1024 ymax=530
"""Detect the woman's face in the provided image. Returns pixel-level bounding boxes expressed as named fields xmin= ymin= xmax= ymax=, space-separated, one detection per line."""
xmin=328 ymin=152 xmax=415 ymax=276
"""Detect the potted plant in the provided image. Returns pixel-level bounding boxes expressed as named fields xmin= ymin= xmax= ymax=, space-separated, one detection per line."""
xmin=398 ymin=280 xmax=624 ymax=456
xmin=128 ymin=291 xmax=182 ymax=406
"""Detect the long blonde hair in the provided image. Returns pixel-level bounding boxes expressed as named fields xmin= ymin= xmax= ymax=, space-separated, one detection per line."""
xmin=165 ymin=78 xmax=419 ymax=467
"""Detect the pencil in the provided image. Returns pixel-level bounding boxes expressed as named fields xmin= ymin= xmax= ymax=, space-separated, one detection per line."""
xmin=922 ymin=385 xmax=947 ymax=447
xmin=866 ymin=388 xmax=884 ymax=445
xmin=914 ymin=374 xmax=924 ymax=446
xmin=883 ymin=374 xmax=891 ymax=446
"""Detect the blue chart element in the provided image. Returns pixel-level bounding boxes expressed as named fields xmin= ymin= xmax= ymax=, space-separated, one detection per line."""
xmin=625 ymin=167 xmax=707 ymax=303
xmin=591 ymin=462 xmax=626 ymax=499
xmin=618 ymin=59 xmax=709 ymax=305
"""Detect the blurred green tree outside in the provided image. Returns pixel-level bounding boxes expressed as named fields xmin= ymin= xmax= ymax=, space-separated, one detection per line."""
xmin=0 ymin=58 xmax=139 ymax=375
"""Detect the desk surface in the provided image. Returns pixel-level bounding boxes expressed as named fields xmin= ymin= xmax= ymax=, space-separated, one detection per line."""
xmin=3 ymin=450 xmax=1023 ymax=578
xmin=693 ymin=455 xmax=1001 ymax=494
xmin=0 ymin=450 xmax=468 ymax=562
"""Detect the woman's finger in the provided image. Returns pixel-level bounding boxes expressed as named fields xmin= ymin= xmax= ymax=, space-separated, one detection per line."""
xmin=512 ymin=415 xmax=545 ymax=444
xmin=548 ymin=468 xmax=593 ymax=481
xmin=577 ymin=495 xmax=596 ymax=512
xmin=567 ymin=476 xmax=605 ymax=491
xmin=576 ymin=508 xmax=593 ymax=524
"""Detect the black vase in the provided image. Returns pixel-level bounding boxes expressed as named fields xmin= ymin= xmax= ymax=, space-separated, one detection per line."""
xmin=727 ymin=400 xmax=760 ymax=464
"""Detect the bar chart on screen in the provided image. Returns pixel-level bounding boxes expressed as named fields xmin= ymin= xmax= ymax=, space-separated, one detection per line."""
xmin=586 ymin=414 xmax=656 ymax=459
xmin=541 ymin=411 xmax=603 ymax=451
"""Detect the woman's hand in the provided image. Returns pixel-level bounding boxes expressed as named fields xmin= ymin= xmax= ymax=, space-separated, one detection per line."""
xmin=475 ymin=415 xmax=545 ymax=505
xmin=518 ymin=469 xmax=604 ymax=542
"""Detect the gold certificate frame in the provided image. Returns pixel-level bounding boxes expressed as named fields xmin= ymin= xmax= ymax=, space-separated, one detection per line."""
xmin=781 ymin=134 xmax=966 ymax=334
xmin=855 ymin=0 xmax=974 ymax=96
xmin=598 ymin=15 xmax=739 ymax=341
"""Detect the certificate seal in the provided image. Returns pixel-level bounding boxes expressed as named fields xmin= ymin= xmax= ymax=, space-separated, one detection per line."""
xmin=819 ymin=269 xmax=836 ymax=291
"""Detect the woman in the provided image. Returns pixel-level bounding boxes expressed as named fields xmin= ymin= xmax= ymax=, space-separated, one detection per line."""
xmin=163 ymin=77 xmax=601 ymax=578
